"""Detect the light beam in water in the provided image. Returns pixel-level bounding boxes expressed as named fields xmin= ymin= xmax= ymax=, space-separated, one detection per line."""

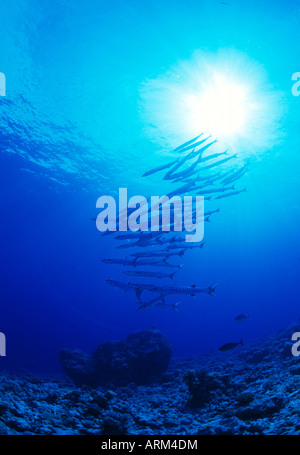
xmin=140 ymin=49 xmax=286 ymax=158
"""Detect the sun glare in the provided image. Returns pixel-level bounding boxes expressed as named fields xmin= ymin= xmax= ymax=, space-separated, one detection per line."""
xmin=186 ymin=77 xmax=249 ymax=137
xmin=140 ymin=49 xmax=285 ymax=157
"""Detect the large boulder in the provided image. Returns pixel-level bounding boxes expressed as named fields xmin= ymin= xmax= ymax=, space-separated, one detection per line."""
xmin=59 ymin=349 xmax=97 ymax=387
xmin=59 ymin=328 xmax=172 ymax=386
xmin=92 ymin=328 xmax=172 ymax=385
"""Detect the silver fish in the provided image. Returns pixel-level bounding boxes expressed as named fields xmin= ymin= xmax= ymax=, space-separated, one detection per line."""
xmin=137 ymin=296 xmax=181 ymax=311
xmin=164 ymin=140 xmax=218 ymax=181
xmin=123 ymin=270 xmax=178 ymax=280
xmin=106 ymin=279 xmax=134 ymax=292
xmin=142 ymin=159 xmax=179 ymax=177
xmin=173 ymin=133 xmax=204 ymax=152
xmin=136 ymin=281 xmax=219 ymax=297
xmin=163 ymin=148 xmax=199 ymax=180
xmin=193 ymin=184 xmax=235 ymax=195
xmin=175 ymin=136 xmax=213 ymax=154
xmin=197 ymin=153 xmax=238 ymax=172
xmin=197 ymin=149 xmax=228 ymax=164
xmin=166 ymin=241 xmax=206 ymax=250
xmin=135 ymin=259 xmax=183 ymax=269
xmin=215 ymin=188 xmax=246 ymax=199
xmin=102 ymin=258 xmax=138 ymax=266
xmin=130 ymin=250 xmax=185 ymax=259
xmin=220 ymin=166 xmax=248 ymax=185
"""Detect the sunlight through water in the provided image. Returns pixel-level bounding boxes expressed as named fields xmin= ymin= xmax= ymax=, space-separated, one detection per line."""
xmin=140 ymin=49 xmax=286 ymax=159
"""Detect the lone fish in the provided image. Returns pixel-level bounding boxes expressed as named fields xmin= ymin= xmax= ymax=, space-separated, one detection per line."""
xmin=219 ymin=339 xmax=244 ymax=352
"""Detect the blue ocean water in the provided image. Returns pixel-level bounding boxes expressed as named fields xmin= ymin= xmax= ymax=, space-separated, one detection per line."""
xmin=0 ymin=0 xmax=299 ymax=380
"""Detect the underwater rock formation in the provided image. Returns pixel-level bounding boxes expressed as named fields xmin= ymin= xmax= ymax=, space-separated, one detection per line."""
xmin=1 ymin=323 xmax=300 ymax=435
xmin=60 ymin=328 xmax=172 ymax=386
xmin=183 ymin=369 xmax=232 ymax=408
xmin=59 ymin=349 xmax=98 ymax=387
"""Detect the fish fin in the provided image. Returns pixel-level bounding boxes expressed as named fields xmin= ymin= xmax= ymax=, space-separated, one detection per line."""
xmin=132 ymin=257 xmax=138 ymax=266
xmin=173 ymin=302 xmax=180 ymax=311
xmin=240 ymin=339 xmax=244 ymax=346
xmin=170 ymin=272 xmax=177 ymax=281
xmin=135 ymin=288 xmax=143 ymax=300
xmin=208 ymin=281 xmax=220 ymax=296
xmin=137 ymin=306 xmax=146 ymax=311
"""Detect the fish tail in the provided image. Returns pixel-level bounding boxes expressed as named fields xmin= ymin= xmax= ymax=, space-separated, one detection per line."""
xmin=172 ymin=302 xmax=180 ymax=311
xmin=208 ymin=281 xmax=220 ymax=296
xmin=170 ymin=272 xmax=177 ymax=281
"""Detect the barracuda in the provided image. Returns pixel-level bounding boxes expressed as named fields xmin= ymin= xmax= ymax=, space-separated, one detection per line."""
xmin=133 ymin=281 xmax=219 ymax=298
xmin=150 ymin=282 xmax=219 ymax=297
xmin=123 ymin=270 xmax=178 ymax=280
xmin=173 ymin=133 xmax=204 ymax=152
xmin=164 ymin=140 xmax=218 ymax=180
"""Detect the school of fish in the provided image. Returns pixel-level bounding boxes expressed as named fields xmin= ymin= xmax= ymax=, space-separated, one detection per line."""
xmin=98 ymin=133 xmax=249 ymax=329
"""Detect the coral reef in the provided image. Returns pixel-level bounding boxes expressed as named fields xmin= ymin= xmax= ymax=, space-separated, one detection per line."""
xmin=60 ymin=328 xmax=172 ymax=386
xmin=0 ymin=323 xmax=300 ymax=434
